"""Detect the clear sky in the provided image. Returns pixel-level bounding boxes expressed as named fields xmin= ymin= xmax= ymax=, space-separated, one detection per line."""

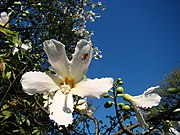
xmin=86 ymin=0 xmax=180 ymax=128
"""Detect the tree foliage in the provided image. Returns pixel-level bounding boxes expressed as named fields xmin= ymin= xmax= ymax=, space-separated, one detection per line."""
xmin=0 ymin=0 xmax=179 ymax=135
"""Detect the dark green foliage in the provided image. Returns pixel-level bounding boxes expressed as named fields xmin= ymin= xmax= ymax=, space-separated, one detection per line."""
xmin=0 ymin=0 xmax=104 ymax=134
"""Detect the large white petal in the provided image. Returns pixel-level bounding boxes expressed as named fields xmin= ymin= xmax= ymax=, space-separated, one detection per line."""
xmin=43 ymin=39 xmax=70 ymax=80
xmin=49 ymin=91 xmax=74 ymax=127
xmin=131 ymin=86 xmax=161 ymax=108
xmin=21 ymin=71 xmax=60 ymax=95
xmin=70 ymin=40 xmax=93 ymax=83
xmin=133 ymin=105 xmax=149 ymax=129
xmin=131 ymin=93 xmax=161 ymax=108
xmin=71 ymin=78 xmax=114 ymax=98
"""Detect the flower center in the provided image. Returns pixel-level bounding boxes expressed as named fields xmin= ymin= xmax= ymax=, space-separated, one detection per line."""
xmin=60 ymin=84 xmax=71 ymax=95
xmin=60 ymin=77 xmax=75 ymax=95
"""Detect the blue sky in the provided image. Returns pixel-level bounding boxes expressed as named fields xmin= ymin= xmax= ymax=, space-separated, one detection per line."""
xmin=86 ymin=0 xmax=180 ymax=128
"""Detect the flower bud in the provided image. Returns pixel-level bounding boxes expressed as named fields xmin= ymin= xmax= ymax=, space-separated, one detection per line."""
xmin=117 ymin=78 xmax=123 ymax=85
xmin=122 ymin=105 xmax=131 ymax=111
xmin=8 ymin=7 xmax=12 ymax=11
xmin=104 ymin=101 xmax=113 ymax=108
xmin=103 ymin=93 xmax=110 ymax=98
xmin=14 ymin=1 xmax=22 ymax=5
xmin=121 ymin=94 xmax=133 ymax=101
xmin=118 ymin=81 xmax=123 ymax=85
xmin=117 ymin=78 xmax=122 ymax=82
xmin=167 ymin=88 xmax=179 ymax=94
xmin=37 ymin=3 xmax=42 ymax=6
xmin=83 ymin=75 xmax=87 ymax=80
xmin=108 ymin=89 xmax=113 ymax=93
xmin=118 ymin=102 xmax=124 ymax=107
xmin=25 ymin=11 xmax=30 ymax=14
xmin=22 ymin=13 xmax=26 ymax=17
xmin=5 ymin=41 xmax=10 ymax=44
xmin=116 ymin=87 xmax=124 ymax=94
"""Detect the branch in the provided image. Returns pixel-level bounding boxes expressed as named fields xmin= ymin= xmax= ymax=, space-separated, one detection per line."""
xmin=113 ymin=123 xmax=140 ymax=135
xmin=0 ymin=65 xmax=28 ymax=106
xmin=75 ymin=110 xmax=99 ymax=135
xmin=113 ymin=84 xmax=135 ymax=135
xmin=61 ymin=125 xmax=71 ymax=135
xmin=34 ymin=96 xmax=49 ymax=114
xmin=114 ymin=101 xmax=180 ymax=135
xmin=88 ymin=114 xmax=99 ymax=135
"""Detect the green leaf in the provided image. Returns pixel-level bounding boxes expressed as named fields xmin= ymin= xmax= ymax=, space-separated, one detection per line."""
xmin=32 ymin=129 xmax=41 ymax=135
xmin=19 ymin=127 xmax=25 ymax=134
xmin=1 ymin=110 xmax=12 ymax=120
xmin=5 ymin=71 xmax=11 ymax=79
xmin=2 ymin=110 xmax=11 ymax=116
xmin=0 ymin=27 xmax=14 ymax=36
xmin=13 ymin=130 xmax=20 ymax=133
xmin=26 ymin=119 xmax=30 ymax=126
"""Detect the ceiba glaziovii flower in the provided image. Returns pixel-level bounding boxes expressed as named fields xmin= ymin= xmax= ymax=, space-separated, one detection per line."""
xmin=21 ymin=39 xmax=113 ymax=127
xmin=121 ymin=86 xmax=161 ymax=129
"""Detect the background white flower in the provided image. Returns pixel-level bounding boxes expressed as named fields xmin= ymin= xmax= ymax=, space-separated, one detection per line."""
xmin=121 ymin=86 xmax=161 ymax=129
xmin=21 ymin=39 xmax=113 ymax=127
xmin=0 ymin=12 xmax=11 ymax=26
xmin=13 ymin=42 xmax=32 ymax=55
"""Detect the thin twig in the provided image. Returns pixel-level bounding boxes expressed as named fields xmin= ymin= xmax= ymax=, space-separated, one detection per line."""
xmin=114 ymin=101 xmax=180 ymax=135
xmin=75 ymin=110 xmax=99 ymax=135
xmin=0 ymin=65 xmax=28 ymax=106
xmin=61 ymin=125 xmax=71 ymax=135
xmin=88 ymin=115 xmax=99 ymax=135
xmin=34 ymin=97 xmax=49 ymax=114
xmin=113 ymin=123 xmax=139 ymax=135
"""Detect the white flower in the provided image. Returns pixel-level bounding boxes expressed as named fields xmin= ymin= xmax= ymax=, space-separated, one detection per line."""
xmin=122 ymin=86 xmax=161 ymax=129
xmin=132 ymin=86 xmax=161 ymax=129
xmin=21 ymin=39 xmax=113 ymax=127
xmin=0 ymin=12 xmax=11 ymax=26
xmin=13 ymin=42 xmax=32 ymax=55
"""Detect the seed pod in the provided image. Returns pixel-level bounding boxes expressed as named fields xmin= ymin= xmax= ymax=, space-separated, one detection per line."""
xmin=118 ymin=102 xmax=125 ymax=107
xmin=103 ymin=93 xmax=110 ymax=98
